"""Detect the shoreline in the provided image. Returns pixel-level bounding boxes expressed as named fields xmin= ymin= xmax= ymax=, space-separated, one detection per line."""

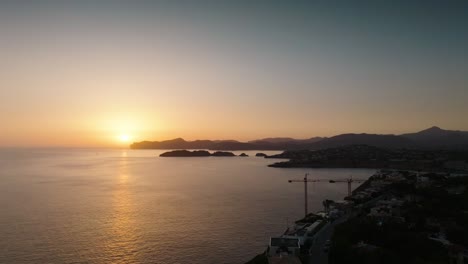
xmin=246 ymin=169 xmax=468 ymax=264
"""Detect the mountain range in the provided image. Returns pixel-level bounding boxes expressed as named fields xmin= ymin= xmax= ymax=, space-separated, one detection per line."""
xmin=130 ymin=126 xmax=468 ymax=150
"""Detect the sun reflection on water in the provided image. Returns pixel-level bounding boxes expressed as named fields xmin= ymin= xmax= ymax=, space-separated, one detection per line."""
xmin=106 ymin=154 xmax=139 ymax=263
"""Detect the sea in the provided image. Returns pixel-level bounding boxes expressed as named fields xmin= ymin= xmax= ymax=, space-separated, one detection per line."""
xmin=0 ymin=148 xmax=375 ymax=264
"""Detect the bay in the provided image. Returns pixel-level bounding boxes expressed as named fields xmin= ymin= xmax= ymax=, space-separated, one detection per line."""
xmin=0 ymin=149 xmax=374 ymax=264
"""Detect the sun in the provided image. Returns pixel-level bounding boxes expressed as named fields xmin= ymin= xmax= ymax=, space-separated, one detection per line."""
xmin=118 ymin=134 xmax=131 ymax=142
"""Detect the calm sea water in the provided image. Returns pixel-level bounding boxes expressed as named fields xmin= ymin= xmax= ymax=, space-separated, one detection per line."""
xmin=0 ymin=148 xmax=374 ymax=264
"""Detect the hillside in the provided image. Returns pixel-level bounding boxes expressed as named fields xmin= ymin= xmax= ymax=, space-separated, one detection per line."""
xmin=130 ymin=127 xmax=468 ymax=150
xmin=401 ymin=126 xmax=468 ymax=149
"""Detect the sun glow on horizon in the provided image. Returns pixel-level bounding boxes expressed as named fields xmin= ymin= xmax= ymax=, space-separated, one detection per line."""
xmin=118 ymin=134 xmax=131 ymax=143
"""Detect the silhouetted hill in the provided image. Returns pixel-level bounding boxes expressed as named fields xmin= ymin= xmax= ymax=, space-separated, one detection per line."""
xmin=160 ymin=150 xmax=238 ymax=157
xmin=248 ymin=137 xmax=323 ymax=144
xmin=248 ymin=137 xmax=324 ymax=150
xmin=401 ymin=126 xmax=468 ymax=149
xmin=267 ymin=144 xmax=468 ymax=171
xmin=131 ymin=126 xmax=468 ymax=150
xmin=307 ymin=133 xmax=413 ymax=149
xmin=132 ymin=138 xmax=218 ymax=149
xmin=130 ymin=138 xmax=319 ymax=150
xmin=248 ymin=137 xmax=295 ymax=143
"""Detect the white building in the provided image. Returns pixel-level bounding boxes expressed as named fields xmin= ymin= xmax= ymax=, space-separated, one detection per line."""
xmin=268 ymin=237 xmax=301 ymax=257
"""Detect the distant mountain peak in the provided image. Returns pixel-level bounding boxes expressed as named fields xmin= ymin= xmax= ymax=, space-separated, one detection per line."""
xmin=416 ymin=126 xmax=447 ymax=135
xmin=399 ymin=126 xmax=468 ymax=148
xmin=131 ymin=127 xmax=468 ymax=150
xmin=423 ymin=126 xmax=442 ymax=132
xmin=248 ymin=137 xmax=295 ymax=143
xmin=168 ymin=138 xmax=186 ymax=142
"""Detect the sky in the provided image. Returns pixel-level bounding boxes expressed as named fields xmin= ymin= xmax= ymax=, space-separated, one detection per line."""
xmin=1 ymin=1 xmax=468 ymax=147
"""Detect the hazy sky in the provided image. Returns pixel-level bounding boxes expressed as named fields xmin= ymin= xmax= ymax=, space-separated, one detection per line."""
xmin=1 ymin=1 xmax=468 ymax=147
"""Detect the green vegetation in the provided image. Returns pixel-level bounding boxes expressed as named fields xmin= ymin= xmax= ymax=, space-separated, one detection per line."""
xmin=330 ymin=174 xmax=468 ymax=264
xmin=268 ymin=145 xmax=468 ymax=171
xmin=415 ymin=177 xmax=468 ymax=247
xmin=329 ymin=218 xmax=447 ymax=264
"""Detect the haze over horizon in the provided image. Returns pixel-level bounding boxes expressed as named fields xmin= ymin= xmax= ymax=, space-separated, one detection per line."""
xmin=1 ymin=1 xmax=468 ymax=147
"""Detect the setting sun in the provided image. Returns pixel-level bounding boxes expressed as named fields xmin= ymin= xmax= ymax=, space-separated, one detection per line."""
xmin=118 ymin=134 xmax=131 ymax=142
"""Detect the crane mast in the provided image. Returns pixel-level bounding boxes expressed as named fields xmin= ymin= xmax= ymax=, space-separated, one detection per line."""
xmin=288 ymin=174 xmax=365 ymax=217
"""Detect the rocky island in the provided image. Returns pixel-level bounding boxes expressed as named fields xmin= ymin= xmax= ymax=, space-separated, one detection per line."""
xmin=159 ymin=150 xmax=238 ymax=157
xmin=159 ymin=150 xmax=211 ymax=157
xmin=211 ymin=151 xmax=236 ymax=157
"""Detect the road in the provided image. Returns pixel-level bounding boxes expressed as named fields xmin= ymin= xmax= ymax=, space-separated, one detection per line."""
xmin=307 ymin=216 xmax=348 ymax=264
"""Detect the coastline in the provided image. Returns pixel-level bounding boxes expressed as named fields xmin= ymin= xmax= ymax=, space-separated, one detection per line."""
xmin=245 ymin=169 xmax=468 ymax=264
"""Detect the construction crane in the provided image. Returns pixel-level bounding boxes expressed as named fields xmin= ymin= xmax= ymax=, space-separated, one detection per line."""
xmin=288 ymin=173 xmax=365 ymax=217
xmin=288 ymin=173 xmax=327 ymax=217
xmin=328 ymin=178 xmax=366 ymax=197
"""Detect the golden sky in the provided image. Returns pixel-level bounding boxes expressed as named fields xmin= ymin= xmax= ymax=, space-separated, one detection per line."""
xmin=1 ymin=2 xmax=467 ymax=147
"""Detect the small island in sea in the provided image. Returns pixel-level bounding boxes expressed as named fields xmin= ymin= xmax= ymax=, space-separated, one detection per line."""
xmin=159 ymin=150 xmax=238 ymax=157
xmin=160 ymin=150 xmax=211 ymax=157
xmin=211 ymin=151 xmax=236 ymax=157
